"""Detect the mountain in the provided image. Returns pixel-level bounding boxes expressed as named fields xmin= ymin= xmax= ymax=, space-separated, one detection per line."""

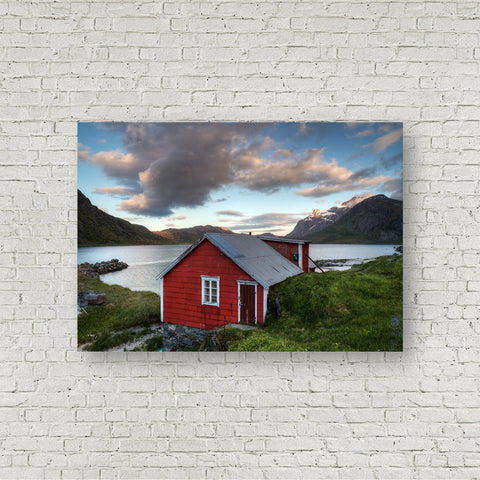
xmin=304 ymin=195 xmax=403 ymax=244
xmin=78 ymin=190 xmax=169 ymax=247
xmin=288 ymin=193 xmax=374 ymax=238
xmin=154 ymin=225 xmax=233 ymax=244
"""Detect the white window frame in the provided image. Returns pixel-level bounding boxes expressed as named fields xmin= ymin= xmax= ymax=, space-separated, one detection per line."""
xmin=201 ymin=276 xmax=220 ymax=307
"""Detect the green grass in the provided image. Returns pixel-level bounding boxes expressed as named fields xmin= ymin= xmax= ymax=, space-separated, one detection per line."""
xmin=83 ymin=328 xmax=160 ymax=351
xmin=228 ymin=255 xmax=403 ymax=352
xmin=130 ymin=334 xmax=164 ymax=352
xmin=78 ymin=273 xmax=160 ymax=345
xmin=84 ymin=330 xmax=137 ymax=351
xmin=141 ymin=335 xmax=164 ymax=351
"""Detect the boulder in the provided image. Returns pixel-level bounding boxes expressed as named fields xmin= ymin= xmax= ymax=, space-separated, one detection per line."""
xmin=78 ymin=290 xmax=106 ymax=307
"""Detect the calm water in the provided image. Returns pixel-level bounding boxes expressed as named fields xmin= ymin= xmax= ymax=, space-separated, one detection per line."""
xmin=78 ymin=243 xmax=399 ymax=294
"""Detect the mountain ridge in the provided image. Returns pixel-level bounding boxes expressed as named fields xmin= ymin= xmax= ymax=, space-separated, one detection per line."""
xmin=289 ymin=194 xmax=402 ymax=244
xmin=77 ymin=190 xmax=168 ymax=247
xmin=153 ymin=225 xmax=233 ymax=244
xmin=78 ymin=190 xmax=234 ymax=246
xmin=287 ymin=193 xmax=374 ymax=239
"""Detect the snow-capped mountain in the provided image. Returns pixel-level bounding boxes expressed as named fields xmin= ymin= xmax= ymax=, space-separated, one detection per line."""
xmin=287 ymin=193 xmax=375 ymax=238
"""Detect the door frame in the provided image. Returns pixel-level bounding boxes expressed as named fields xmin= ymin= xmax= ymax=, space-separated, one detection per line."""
xmin=237 ymin=280 xmax=258 ymax=324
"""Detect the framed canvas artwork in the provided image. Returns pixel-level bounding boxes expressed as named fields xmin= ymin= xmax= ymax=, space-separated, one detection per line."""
xmin=77 ymin=122 xmax=403 ymax=352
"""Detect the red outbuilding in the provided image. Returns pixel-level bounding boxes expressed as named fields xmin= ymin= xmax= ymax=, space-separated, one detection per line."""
xmin=156 ymin=233 xmax=307 ymax=330
xmin=258 ymin=235 xmax=311 ymax=273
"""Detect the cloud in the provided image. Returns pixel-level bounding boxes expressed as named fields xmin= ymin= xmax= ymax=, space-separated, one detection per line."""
xmin=380 ymin=153 xmax=402 ymax=169
xmin=349 ymin=167 xmax=378 ymax=180
xmin=382 ymin=176 xmax=403 ymax=200
xmin=94 ymin=186 xmax=136 ymax=198
xmin=216 ymin=210 xmax=245 ymax=217
xmin=97 ymin=138 xmax=107 ymax=144
xmin=99 ymin=207 xmax=108 ymax=213
xmin=297 ymin=173 xmax=391 ymax=198
xmin=234 ymin=148 xmax=328 ymax=192
xmin=116 ymin=123 xmax=259 ymax=216
xmin=346 ymin=151 xmax=367 ymax=162
xmin=84 ymin=122 xmax=402 ymax=218
xmin=370 ymin=128 xmax=402 ymax=153
xmin=298 ymin=123 xmax=308 ymax=134
xmin=165 ymin=223 xmax=176 ymax=227
xmin=167 ymin=215 xmax=187 ymax=221
xmin=229 ymin=212 xmax=303 ymax=231
xmin=212 ymin=197 xmax=228 ymax=203
xmin=351 ymin=128 xmax=375 ymax=138
xmin=78 ymin=143 xmax=90 ymax=160
xmin=90 ymin=150 xmax=147 ymax=185
xmin=378 ymin=123 xmax=400 ymax=133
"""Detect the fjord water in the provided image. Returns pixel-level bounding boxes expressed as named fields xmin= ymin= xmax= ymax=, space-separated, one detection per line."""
xmin=78 ymin=244 xmax=399 ymax=295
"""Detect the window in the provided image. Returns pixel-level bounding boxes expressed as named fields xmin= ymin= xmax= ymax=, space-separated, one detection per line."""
xmin=201 ymin=276 xmax=219 ymax=306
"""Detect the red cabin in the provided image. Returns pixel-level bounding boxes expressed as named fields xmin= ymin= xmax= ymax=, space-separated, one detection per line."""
xmin=258 ymin=235 xmax=311 ymax=273
xmin=156 ymin=233 xmax=306 ymax=330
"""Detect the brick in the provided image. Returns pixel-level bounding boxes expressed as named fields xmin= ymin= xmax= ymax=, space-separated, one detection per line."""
xmin=0 ymin=2 xmax=479 ymax=478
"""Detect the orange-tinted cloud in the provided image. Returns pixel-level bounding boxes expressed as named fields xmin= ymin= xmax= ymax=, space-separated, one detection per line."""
xmin=216 ymin=210 xmax=245 ymax=217
xmin=371 ymin=128 xmax=402 ymax=153
xmin=94 ymin=186 xmax=135 ymax=197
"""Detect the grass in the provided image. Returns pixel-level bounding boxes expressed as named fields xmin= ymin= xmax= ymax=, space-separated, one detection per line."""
xmin=78 ymin=273 xmax=160 ymax=346
xmin=78 ymin=255 xmax=402 ymax=352
xmin=130 ymin=334 xmax=164 ymax=352
xmin=227 ymin=254 xmax=403 ymax=352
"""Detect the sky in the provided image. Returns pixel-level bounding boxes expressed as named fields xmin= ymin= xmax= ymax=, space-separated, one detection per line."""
xmin=78 ymin=122 xmax=403 ymax=236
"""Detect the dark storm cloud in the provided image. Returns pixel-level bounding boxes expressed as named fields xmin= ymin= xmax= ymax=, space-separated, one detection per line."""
xmin=117 ymin=123 xmax=259 ymax=216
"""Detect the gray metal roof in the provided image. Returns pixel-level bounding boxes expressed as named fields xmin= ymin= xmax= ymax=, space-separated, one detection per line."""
xmin=156 ymin=233 xmax=303 ymax=288
xmin=257 ymin=235 xmax=311 ymax=245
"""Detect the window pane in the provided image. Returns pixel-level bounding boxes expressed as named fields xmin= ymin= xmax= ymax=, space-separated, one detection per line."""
xmin=203 ymin=279 xmax=210 ymax=302
xmin=211 ymin=294 xmax=217 ymax=304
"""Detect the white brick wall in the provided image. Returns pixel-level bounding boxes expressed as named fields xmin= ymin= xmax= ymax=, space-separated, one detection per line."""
xmin=1 ymin=0 xmax=479 ymax=477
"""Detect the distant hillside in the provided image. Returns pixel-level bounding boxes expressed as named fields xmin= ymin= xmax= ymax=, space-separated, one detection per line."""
xmin=288 ymin=193 xmax=374 ymax=238
xmin=305 ymin=195 xmax=403 ymax=244
xmin=154 ymin=225 xmax=233 ymax=244
xmin=78 ymin=190 xmax=168 ymax=247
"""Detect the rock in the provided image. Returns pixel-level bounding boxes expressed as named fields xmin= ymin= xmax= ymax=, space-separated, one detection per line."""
xmin=161 ymin=323 xmax=208 ymax=351
xmin=78 ymin=290 xmax=106 ymax=307
xmin=78 ymin=259 xmax=128 ymax=278
xmin=84 ymin=292 xmax=106 ymax=305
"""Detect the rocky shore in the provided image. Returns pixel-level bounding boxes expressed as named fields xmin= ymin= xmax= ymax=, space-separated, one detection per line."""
xmin=78 ymin=258 xmax=128 ymax=278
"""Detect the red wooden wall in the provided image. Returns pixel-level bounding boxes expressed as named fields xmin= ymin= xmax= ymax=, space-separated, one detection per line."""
xmin=302 ymin=242 xmax=310 ymax=273
xmin=263 ymin=240 xmax=310 ymax=273
xmin=163 ymin=240 xmax=265 ymax=329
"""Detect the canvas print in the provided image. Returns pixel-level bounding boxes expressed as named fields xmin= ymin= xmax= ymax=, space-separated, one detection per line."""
xmin=77 ymin=122 xmax=403 ymax=352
